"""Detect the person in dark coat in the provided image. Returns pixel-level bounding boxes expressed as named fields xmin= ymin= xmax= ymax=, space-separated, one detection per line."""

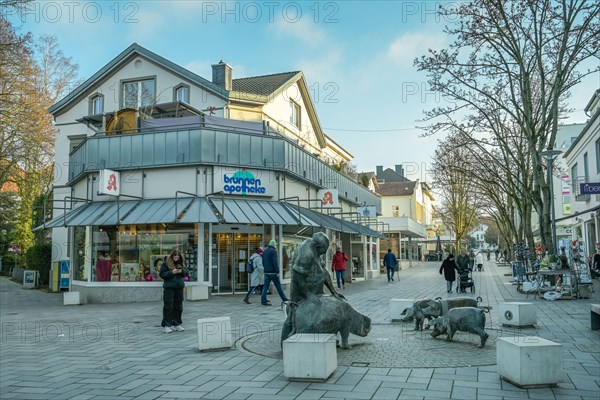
xmin=592 ymin=250 xmax=600 ymax=279
xmin=159 ymin=248 xmax=189 ymax=333
xmin=439 ymin=253 xmax=459 ymax=293
xmin=261 ymin=240 xmax=290 ymax=306
xmin=383 ymin=248 xmax=398 ymax=283
xmin=456 ymin=251 xmax=470 ymax=272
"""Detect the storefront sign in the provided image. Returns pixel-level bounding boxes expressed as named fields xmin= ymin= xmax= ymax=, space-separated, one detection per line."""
xmin=580 ymin=182 xmax=600 ymax=195
xmin=358 ymin=206 xmax=377 ymax=218
xmin=318 ymin=189 xmax=338 ymax=208
xmin=99 ymin=169 xmax=120 ymax=196
xmin=214 ymin=167 xmax=275 ymax=197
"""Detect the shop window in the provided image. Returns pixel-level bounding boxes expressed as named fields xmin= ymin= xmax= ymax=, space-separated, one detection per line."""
xmin=282 ymin=236 xmax=304 ymax=280
xmin=91 ymin=225 xmax=196 ymax=282
xmin=72 ymin=226 xmax=87 ymax=281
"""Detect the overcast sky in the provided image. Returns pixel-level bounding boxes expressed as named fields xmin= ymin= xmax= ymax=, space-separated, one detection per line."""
xmin=6 ymin=0 xmax=599 ymax=182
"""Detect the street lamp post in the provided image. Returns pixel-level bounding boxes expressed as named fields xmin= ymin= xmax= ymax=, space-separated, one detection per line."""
xmin=541 ymin=149 xmax=563 ymax=255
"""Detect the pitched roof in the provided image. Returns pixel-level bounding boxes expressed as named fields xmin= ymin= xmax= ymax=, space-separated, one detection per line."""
xmin=376 ymin=181 xmax=416 ymax=196
xmin=49 ymin=43 xmax=229 ymax=115
xmin=232 ymin=72 xmax=300 ymax=96
xmin=377 ymin=167 xmax=410 ymax=183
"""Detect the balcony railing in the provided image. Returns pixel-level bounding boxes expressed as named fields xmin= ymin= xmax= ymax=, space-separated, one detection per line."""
xmin=68 ymin=128 xmax=381 ymax=210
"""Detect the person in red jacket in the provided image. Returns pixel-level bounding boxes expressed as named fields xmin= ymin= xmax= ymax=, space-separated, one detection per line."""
xmin=331 ymin=246 xmax=349 ymax=290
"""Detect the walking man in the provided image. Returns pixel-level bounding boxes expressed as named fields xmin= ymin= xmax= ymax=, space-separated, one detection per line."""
xmin=383 ymin=248 xmax=398 ymax=283
xmin=261 ymin=240 xmax=290 ymax=306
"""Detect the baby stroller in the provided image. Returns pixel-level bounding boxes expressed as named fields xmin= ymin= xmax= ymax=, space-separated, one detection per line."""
xmin=457 ymin=267 xmax=475 ymax=293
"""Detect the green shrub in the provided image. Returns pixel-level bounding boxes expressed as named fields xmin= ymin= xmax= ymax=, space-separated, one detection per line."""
xmin=25 ymin=243 xmax=52 ymax=285
xmin=0 ymin=252 xmax=18 ymax=275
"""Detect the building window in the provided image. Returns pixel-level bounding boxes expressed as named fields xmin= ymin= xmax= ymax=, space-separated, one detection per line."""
xmin=583 ymin=152 xmax=589 ymax=183
xmin=174 ymin=84 xmax=190 ymax=103
xmin=392 ymin=206 xmax=400 ymax=217
xmin=596 ymin=137 xmax=600 ymax=173
xmin=69 ymin=135 xmax=86 ymax=153
xmin=90 ymin=94 xmax=104 ymax=115
xmin=290 ymin=100 xmax=301 ymax=129
xmin=122 ymin=78 xmax=155 ymax=109
xmin=90 ymin=225 xmax=196 ymax=282
xmin=571 ymin=163 xmax=578 ymax=193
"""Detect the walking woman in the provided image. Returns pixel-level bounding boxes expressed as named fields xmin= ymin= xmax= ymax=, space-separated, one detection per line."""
xmin=439 ymin=253 xmax=459 ymax=293
xmin=160 ymin=248 xmax=189 ymax=333
xmin=243 ymin=247 xmax=264 ymax=304
xmin=331 ymin=246 xmax=349 ymax=290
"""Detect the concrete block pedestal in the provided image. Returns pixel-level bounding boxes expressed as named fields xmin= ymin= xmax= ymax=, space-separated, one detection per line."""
xmin=63 ymin=291 xmax=81 ymax=305
xmin=497 ymin=336 xmax=563 ymax=388
xmin=186 ymin=283 xmax=211 ymax=301
xmin=197 ymin=317 xmax=232 ymax=351
xmin=283 ymin=333 xmax=337 ymax=382
xmin=499 ymin=302 xmax=537 ymax=327
xmin=389 ymin=299 xmax=414 ymax=321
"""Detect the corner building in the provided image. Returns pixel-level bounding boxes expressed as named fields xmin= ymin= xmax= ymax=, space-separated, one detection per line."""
xmin=39 ymin=44 xmax=384 ymax=303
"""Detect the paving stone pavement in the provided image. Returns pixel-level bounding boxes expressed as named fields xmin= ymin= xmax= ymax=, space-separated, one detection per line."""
xmin=1 ymin=259 xmax=599 ymax=400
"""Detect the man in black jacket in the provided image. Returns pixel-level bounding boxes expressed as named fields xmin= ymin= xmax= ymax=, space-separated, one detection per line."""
xmin=261 ymin=239 xmax=290 ymax=306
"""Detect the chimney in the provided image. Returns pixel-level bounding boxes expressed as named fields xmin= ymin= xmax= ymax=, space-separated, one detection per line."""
xmin=376 ymin=166 xmax=383 ymax=177
xmin=211 ymin=60 xmax=232 ymax=91
xmin=395 ymin=164 xmax=404 ymax=177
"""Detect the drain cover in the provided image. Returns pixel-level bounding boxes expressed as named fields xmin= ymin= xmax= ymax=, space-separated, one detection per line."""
xmin=351 ymin=362 xmax=370 ymax=367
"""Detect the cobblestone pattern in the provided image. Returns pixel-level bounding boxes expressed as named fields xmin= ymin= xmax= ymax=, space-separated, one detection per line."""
xmin=241 ymin=323 xmax=498 ymax=368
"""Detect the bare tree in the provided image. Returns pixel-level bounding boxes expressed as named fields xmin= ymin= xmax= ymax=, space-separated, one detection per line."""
xmin=431 ymin=133 xmax=480 ymax=251
xmin=415 ymin=0 xmax=600 ymax=254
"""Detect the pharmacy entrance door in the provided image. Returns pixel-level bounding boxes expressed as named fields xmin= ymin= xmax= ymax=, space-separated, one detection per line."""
xmin=211 ymin=226 xmax=263 ymax=294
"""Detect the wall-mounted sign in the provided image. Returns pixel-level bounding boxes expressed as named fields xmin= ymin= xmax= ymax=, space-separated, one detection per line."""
xmin=357 ymin=206 xmax=377 ymax=218
xmin=99 ymin=169 xmax=120 ymax=196
xmin=318 ymin=189 xmax=338 ymax=208
xmin=555 ymin=226 xmax=573 ymax=236
xmin=580 ymin=182 xmax=600 ymax=195
xmin=214 ymin=167 xmax=276 ymax=197
xmin=561 ymin=175 xmax=571 ymax=195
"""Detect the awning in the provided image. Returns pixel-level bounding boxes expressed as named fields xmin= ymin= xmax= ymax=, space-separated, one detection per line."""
xmin=178 ymin=198 xmax=220 ymax=223
xmin=31 ymin=203 xmax=91 ymax=231
xmin=120 ymin=198 xmax=195 ymax=225
xmin=33 ymin=198 xmax=219 ymax=229
xmin=210 ymin=198 xmax=314 ymax=225
xmin=283 ymin=204 xmax=386 ymax=239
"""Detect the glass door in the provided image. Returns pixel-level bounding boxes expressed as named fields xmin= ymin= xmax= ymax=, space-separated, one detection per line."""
xmin=211 ymin=231 xmax=263 ymax=294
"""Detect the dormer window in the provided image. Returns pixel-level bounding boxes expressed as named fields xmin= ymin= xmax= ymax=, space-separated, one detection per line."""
xmin=90 ymin=94 xmax=104 ymax=114
xmin=122 ymin=78 xmax=155 ymax=109
xmin=174 ymin=84 xmax=190 ymax=103
xmin=290 ymin=100 xmax=301 ymax=129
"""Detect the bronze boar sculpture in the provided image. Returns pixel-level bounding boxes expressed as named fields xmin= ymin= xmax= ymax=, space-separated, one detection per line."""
xmin=428 ymin=307 xmax=490 ymax=348
xmin=281 ymin=232 xmax=371 ymax=349
xmin=401 ymin=296 xmax=483 ymax=330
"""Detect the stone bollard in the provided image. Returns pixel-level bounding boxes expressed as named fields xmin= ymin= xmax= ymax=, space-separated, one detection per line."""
xmin=197 ymin=317 xmax=233 ymax=351
xmin=63 ymin=291 xmax=81 ymax=305
xmin=497 ymin=336 xmax=563 ymax=388
xmin=389 ymin=299 xmax=414 ymax=321
xmin=283 ymin=333 xmax=337 ymax=382
xmin=499 ymin=302 xmax=537 ymax=327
